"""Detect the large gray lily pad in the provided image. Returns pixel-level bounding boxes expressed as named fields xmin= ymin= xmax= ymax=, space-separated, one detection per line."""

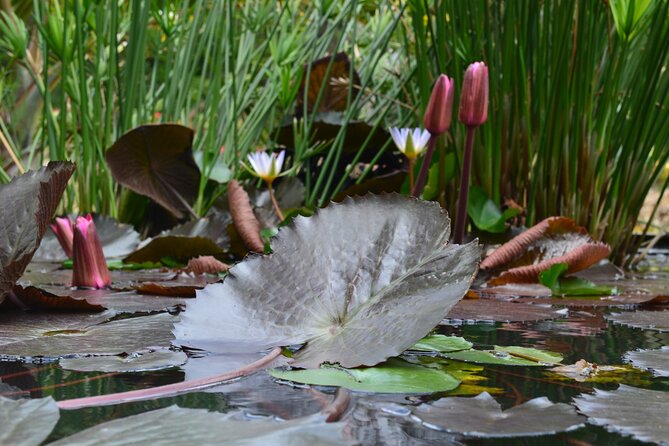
xmin=49 ymin=406 xmax=348 ymax=446
xmin=624 ymin=346 xmax=669 ymax=377
xmin=59 ymin=348 xmax=187 ymax=372
xmin=0 ymin=312 xmax=176 ymax=360
xmin=573 ymin=385 xmax=669 ymax=444
xmin=413 ymin=392 xmax=584 ymax=438
xmin=0 ymin=396 xmax=59 ymax=446
xmin=174 ymin=195 xmax=480 ymax=368
xmin=606 ymin=310 xmax=669 ymax=331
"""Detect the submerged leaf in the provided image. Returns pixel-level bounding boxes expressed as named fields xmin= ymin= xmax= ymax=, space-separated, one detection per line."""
xmin=413 ymin=392 xmax=584 ymax=438
xmin=548 ymin=359 xmax=625 ymax=382
xmin=271 ymin=358 xmax=460 ymax=393
xmin=0 ymin=396 xmax=59 ymax=446
xmin=624 ymin=346 xmax=669 ymax=377
xmin=105 ymin=124 xmax=200 ymax=219
xmin=59 ymin=348 xmax=187 ymax=373
xmin=174 ymin=194 xmax=480 ymax=368
xmin=49 ymin=407 xmax=346 ymax=446
xmin=573 ymin=385 xmax=669 ymax=444
xmin=481 ymin=217 xmax=611 ymax=285
xmin=0 ymin=161 xmax=75 ymax=303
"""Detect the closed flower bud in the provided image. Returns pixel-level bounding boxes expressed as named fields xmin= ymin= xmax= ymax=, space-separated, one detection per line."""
xmin=51 ymin=216 xmax=74 ymax=258
xmin=72 ymin=215 xmax=111 ymax=289
xmin=424 ymin=74 xmax=455 ymax=135
xmin=458 ymin=62 xmax=489 ymax=127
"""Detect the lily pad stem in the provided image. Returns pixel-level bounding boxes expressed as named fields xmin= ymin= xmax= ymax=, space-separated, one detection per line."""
xmin=268 ymin=183 xmax=285 ymax=222
xmin=453 ymin=126 xmax=475 ymax=244
xmin=56 ymin=347 xmax=283 ymax=409
xmin=412 ymin=135 xmax=438 ymax=197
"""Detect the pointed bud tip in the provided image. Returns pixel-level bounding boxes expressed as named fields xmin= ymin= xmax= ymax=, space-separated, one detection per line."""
xmin=424 ymin=74 xmax=455 ymax=136
xmin=458 ymin=61 xmax=489 ymax=127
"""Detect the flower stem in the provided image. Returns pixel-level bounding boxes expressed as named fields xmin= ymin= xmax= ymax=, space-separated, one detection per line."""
xmin=268 ymin=183 xmax=285 ymax=222
xmin=412 ymin=135 xmax=438 ymax=197
xmin=408 ymin=158 xmax=415 ymax=192
xmin=453 ymin=126 xmax=476 ymax=244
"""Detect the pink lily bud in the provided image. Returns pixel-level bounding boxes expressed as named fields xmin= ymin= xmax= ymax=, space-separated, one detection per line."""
xmin=424 ymin=74 xmax=455 ymax=135
xmin=72 ymin=214 xmax=111 ymax=289
xmin=51 ymin=216 xmax=74 ymax=258
xmin=458 ymin=62 xmax=489 ymax=127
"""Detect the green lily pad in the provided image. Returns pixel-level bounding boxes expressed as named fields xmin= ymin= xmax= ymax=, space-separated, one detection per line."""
xmin=270 ymin=358 xmax=460 ymax=393
xmin=410 ymin=335 xmax=473 ymax=353
xmin=444 ymin=346 xmax=563 ymax=366
xmin=0 ymin=396 xmax=59 ymax=446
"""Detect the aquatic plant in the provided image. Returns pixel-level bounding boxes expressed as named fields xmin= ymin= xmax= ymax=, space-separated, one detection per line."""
xmin=71 ymin=215 xmax=111 ymax=289
xmin=389 ymin=127 xmax=430 ymax=191
xmin=245 ymin=150 xmax=287 ymax=221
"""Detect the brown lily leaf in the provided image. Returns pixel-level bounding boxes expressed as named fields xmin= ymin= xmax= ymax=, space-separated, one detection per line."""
xmin=4 ymin=285 xmax=106 ymax=312
xmin=105 ymin=124 xmax=200 ymax=219
xmin=481 ymin=217 xmax=611 ymax=285
xmin=135 ymin=283 xmax=199 ymax=298
xmin=124 ymin=236 xmax=224 ymax=264
xmin=445 ymin=299 xmax=564 ymax=323
xmin=295 ymin=52 xmax=361 ymax=116
xmin=0 ymin=161 xmax=76 ymax=304
xmin=228 ymin=180 xmax=264 ymax=253
xmin=186 ymin=256 xmax=229 ymax=275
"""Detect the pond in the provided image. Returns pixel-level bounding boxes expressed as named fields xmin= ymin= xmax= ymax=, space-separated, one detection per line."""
xmin=2 ymin=252 xmax=668 ymax=445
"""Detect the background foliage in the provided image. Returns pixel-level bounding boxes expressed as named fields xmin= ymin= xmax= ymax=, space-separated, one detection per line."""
xmin=1 ymin=0 xmax=668 ymax=264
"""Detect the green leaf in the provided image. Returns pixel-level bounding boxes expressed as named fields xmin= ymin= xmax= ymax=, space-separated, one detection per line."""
xmin=610 ymin=0 xmax=653 ymax=41
xmin=444 ymin=346 xmax=563 ymax=366
xmin=270 ymin=358 xmax=460 ymax=393
xmin=421 ymin=153 xmax=456 ymax=201
xmin=467 ymin=186 xmax=519 ymax=233
xmin=174 ymin=194 xmax=480 ymax=368
xmin=539 ymin=262 xmax=615 ymax=296
xmin=410 ymin=335 xmax=473 ymax=353
xmin=194 ymin=151 xmax=232 ymax=184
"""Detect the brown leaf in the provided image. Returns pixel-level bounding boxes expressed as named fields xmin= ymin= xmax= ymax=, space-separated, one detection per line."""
xmin=7 ymin=285 xmax=105 ymax=312
xmin=124 ymin=236 xmax=224 ymax=263
xmin=105 ymin=124 xmax=200 ymax=219
xmin=481 ymin=217 xmax=611 ymax=285
xmin=228 ymin=180 xmax=264 ymax=253
xmin=445 ymin=299 xmax=563 ymax=322
xmin=186 ymin=256 xmax=229 ymax=275
xmin=135 ymin=282 xmax=198 ymax=298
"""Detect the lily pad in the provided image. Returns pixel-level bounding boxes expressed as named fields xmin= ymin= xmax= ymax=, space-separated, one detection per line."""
xmin=49 ymin=407 xmax=347 ymax=446
xmin=0 ymin=312 xmax=176 ymax=360
xmin=606 ymin=310 xmax=669 ymax=331
xmin=409 ymin=335 xmax=473 ymax=353
xmin=445 ymin=299 xmax=563 ymax=323
xmin=270 ymin=358 xmax=460 ymax=393
xmin=573 ymin=385 xmax=669 ymax=445
xmin=174 ymin=194 xmax=480 ymax=368
xmin=0 ymin=161 xmax=75 ymax=303
xmin=0 ymin=396 xmax=60 ymax=446
xmin=5 ymin=285 xmax=106 ymax=312
xmin=59 ymin=348 xmax=187 ymax=372
xmin=444 ymin=346 xmax=563 ymax=366
xmin=105 ymin=124 xmax=200 ymax=219
xmin=624 ymin=346 xmax=669 ymax=377
xmin=413 ymin=392 xmax=584 ymax=438
xmin=124 ymin=236 xmax=225 ymax=264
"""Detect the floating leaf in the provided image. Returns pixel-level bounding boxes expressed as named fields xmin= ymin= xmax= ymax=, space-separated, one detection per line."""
xmin=6 ymin=285 xmax=105 ymax=312
xmin=444 ymin=346 xmax=563 ymax=366
xmin=228 ymin=180 xmax=264 ymax=253
xmin=59 ymin=348 xmax=187 ymax=373
xmin=105 ymin=124 xmax=200 ymax=219
xmin=624 ymin=346 xmax=669 ymax=377
xmin=0 ymin=396 xmax=59 ymax=446
xmin=468 ymin=186 xmax=520 ymax=234
xmin=574 ymin=385 xmax=669 ymax=444
xmin=413 ymin=392 xmax=584 ymax=438
xmin=174 ymin=194 xmax=480 ymax=368
xmin=539 ymin=263 xmax=615 ymax=296
xmin=410 ymin=335 xmax=473 ymax=353
xmin=0 ymin=161 xmax=75 ymax=303
xmin=0 ymin=312 xmax=176 ymax=360
xmin=271 ymin=358 xmax=460 ymax=393
xmin=49 ymin=407 xmax=346 ymax=446
xmin=548 ymin=359 xmax=627 ymax=382
xmin=481 ymin=217 xmax=611 ymax=285
xmin=445 ymin=299 xmax=563 ymax=323
xmin=124 ymin=236 xmax=224 ymax=264
xmin=607 ymin=310 xmax=669 ymax=331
